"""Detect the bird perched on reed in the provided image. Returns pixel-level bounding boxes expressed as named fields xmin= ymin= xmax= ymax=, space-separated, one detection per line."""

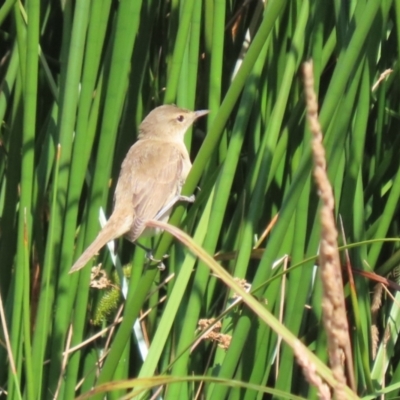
xmin=70 ymin=105 xmax=209 ymax=273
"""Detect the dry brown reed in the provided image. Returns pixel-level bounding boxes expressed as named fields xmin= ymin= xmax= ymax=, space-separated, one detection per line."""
xmin=302 ymin=60 xmax=355 ymax=398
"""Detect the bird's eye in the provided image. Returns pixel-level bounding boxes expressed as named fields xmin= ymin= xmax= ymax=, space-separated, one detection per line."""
xmin=177 ymin=115 xmax=184 ymax=122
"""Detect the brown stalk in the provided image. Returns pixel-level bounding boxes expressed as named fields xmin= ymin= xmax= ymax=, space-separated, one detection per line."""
xmin=303 ymin=60 xmax=356 ymax=397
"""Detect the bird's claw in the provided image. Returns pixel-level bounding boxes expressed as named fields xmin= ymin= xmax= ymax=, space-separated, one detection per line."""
xmin=179 ymin=194 xmax=195 ymax=203
xmin=157 ymin=262 xmax=166 ymax=271
xmin=145 ymin=251 xmax=169 ymax=270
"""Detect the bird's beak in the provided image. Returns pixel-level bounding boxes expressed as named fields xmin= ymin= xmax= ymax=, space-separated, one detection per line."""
xmin=194 ymin=110 xmax=210 ymax=119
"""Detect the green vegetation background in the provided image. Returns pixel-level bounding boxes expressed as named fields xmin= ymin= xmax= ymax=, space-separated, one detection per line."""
xmin=0 ymin=0 xmax=399 ymax=398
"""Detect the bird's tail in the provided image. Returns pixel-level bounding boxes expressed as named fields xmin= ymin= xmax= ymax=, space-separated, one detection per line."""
xmin=69 ymin=216 xmax=131 ymax=274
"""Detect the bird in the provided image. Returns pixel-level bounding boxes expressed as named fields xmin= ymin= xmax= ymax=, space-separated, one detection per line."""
xmin=69 ymin=104 xmax=209 ymax=273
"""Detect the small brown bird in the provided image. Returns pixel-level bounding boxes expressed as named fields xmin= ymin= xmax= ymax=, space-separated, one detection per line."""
xmin=70 ymin=105 xmax=209 ymax=273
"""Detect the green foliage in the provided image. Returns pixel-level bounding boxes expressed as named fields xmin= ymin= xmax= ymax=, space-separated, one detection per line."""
xmin=0 ymin=0 xmax=400 ymax=399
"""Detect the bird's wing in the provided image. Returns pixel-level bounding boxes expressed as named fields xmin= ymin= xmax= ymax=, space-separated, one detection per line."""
xmin=114 ymin=139 xmax=186 ymax=240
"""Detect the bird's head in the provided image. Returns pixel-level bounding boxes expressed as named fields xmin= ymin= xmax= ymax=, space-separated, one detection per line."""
xmin=138 ymin=105 xmax=209 ymax=140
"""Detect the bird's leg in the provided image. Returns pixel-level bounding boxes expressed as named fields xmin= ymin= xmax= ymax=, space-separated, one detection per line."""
xmin=155 ymin=194 xmax=195 ymax=220
xmin=135 ymin=241 xmax=168 ymax=270
xmin=142 ymin=194 xmax=195 ymax=270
